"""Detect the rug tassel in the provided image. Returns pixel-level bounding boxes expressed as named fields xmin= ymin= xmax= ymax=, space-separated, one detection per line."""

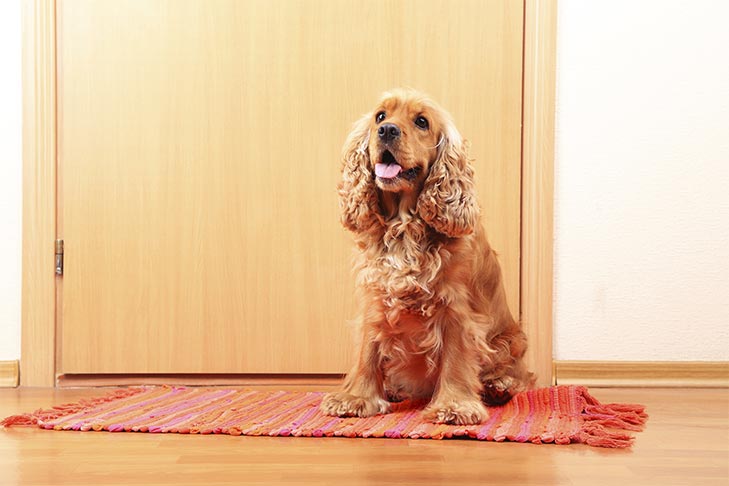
xmin=578 ymin=424 xmax=635 ymax=448
xmin=583 ymin=416 xmax=643 ymax=432
xmin=584 ymin=404 xmax=648 ymax=431
xmin=1 ymin=387 xmax=145 ymax=428
xmin=0 ymin=413 xmax=39 ymax=427
xmin=575 ymin=387 xmax=648 ymax=448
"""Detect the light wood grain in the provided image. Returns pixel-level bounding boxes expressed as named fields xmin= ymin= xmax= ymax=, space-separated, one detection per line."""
xmin=20 ymin=0 xmax=57 ymax=387
xmin=57 ymin=373 xmax=343 ymax=388
xmin=555 ymin=361 xmax=729 ymax=387
xmin=55 ymin=0 xmax=525 ymax=375
xmin=0 ymin=361 xmax=19 ymax=388
xmin=1 ymin=387 xmax=727 ymax=485
xmin=521 ymin=0 xmax=557 ymax=386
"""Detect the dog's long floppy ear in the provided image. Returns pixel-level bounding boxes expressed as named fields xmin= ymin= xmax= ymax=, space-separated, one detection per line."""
xmin=417 ymin=123 xmax=480 ymax=237
xmin=338 ymin=114 xmax=383 ymax=233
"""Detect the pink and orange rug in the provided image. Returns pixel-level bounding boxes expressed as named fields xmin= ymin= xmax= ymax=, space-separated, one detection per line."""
xmin=2 ymin=385 xmax=647 ymax=448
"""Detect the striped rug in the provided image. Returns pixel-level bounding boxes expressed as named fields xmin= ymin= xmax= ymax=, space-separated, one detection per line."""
xmin=1 ymin=386 xmax=647 ymax=448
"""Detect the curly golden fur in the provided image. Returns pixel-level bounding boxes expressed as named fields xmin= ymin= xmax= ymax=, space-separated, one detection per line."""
xmin=321 ymin=88 xmax=535 ymax=425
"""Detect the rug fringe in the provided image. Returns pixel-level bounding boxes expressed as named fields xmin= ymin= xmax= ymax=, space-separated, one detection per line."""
xmin=0 ymin=387 xmax=146 ymax=428
xmin=578 ymin=424 xmax=635 ymax=448
xmin=576 ymin=387 xmax=648 ymax=448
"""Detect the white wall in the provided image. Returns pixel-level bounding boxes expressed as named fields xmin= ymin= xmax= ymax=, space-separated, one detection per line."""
xmin=0 ymin=0 xmax=22 ymax=361
xmin=554 ymin=0 xmax=729 ymax=361
xmin=0 ymin=1 xmax=727 ymax=364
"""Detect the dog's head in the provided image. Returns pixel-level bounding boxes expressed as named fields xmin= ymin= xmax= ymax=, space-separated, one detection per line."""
xmin=339 ymin=88 xmax=479 ymax=237
xmin=367 ymin=89 xmax=444 ymax=193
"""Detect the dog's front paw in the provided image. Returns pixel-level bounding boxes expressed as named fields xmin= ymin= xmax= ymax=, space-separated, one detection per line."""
xmin=320 ymin=392 xmax=390 ymax=418
xmin=423 ymin=398 xmax=488 ymax=425
xmin=482 ymin=376 xmax=516 ymax=406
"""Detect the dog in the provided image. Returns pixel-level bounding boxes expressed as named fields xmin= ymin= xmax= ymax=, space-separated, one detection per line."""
xmin=320 ymin=88 xmax=534 ymax=425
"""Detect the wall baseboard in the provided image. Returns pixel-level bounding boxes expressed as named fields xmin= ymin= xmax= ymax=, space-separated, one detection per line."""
xmin=12 ymin=362 xmax=728 ymax=389
xmin=0 ymin=360 xmax=20 ymax=387
xmin=554 ymin=361 xmax=729 ymax=388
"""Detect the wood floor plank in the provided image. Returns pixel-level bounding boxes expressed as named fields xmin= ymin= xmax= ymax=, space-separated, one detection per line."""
xmin=1 ymin=387 xmax=727 ymax=485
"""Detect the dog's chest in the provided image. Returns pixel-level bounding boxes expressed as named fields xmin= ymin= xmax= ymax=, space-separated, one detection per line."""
xmin=362 ymin=222 xmax=449 ymax=316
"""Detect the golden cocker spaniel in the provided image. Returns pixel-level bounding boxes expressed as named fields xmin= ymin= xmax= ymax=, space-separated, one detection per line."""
xmin=321 ymin=88 xmax=534 ymax=425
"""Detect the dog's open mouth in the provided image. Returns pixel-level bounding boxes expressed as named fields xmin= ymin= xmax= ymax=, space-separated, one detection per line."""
xmin=375 ymin=150 xmax=420 ymax=182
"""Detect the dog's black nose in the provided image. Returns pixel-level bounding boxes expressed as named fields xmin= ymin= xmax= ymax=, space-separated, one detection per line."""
xmin=378 ymin=123 xmax=401 ymax=143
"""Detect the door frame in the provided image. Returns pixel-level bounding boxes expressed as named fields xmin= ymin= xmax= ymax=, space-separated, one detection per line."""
xmin=20 ymin=0 xmax=557 ymax=387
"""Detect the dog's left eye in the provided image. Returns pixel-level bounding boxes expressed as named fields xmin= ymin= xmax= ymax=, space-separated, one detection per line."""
xmin=415 ymin=116 xmax=429 ymax=130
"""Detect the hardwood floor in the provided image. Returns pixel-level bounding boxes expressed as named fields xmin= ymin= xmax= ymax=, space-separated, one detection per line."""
xmin=1 ymin=387 xmax=727 ymax=485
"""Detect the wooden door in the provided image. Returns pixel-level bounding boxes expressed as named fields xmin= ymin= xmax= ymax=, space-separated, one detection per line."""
xmin=56 ymin=0 xmax=524 ymax=375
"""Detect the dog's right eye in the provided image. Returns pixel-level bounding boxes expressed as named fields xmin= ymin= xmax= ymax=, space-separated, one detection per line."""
xmin=376 ymin=111 xmax=386 ymax=123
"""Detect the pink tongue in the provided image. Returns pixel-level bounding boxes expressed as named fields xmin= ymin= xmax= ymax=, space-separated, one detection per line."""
xmin=375 ymin=163 xmax=402 ymax=179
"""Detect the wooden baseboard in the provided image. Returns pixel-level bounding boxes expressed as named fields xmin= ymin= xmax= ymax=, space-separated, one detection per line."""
xmin=47 ymin=364 xmax=729 ymax=388
xmin=554 ymin=361 xmax=729 ymax=388
xmin=57 ymin=374 xmax=345 ymax=388
xmin=0 ymin=361 xmax=20 ymax=387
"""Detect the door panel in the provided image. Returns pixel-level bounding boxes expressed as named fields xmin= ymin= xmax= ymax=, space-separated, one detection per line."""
xmin=57 ymin=0 xmax=523 ymax=374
